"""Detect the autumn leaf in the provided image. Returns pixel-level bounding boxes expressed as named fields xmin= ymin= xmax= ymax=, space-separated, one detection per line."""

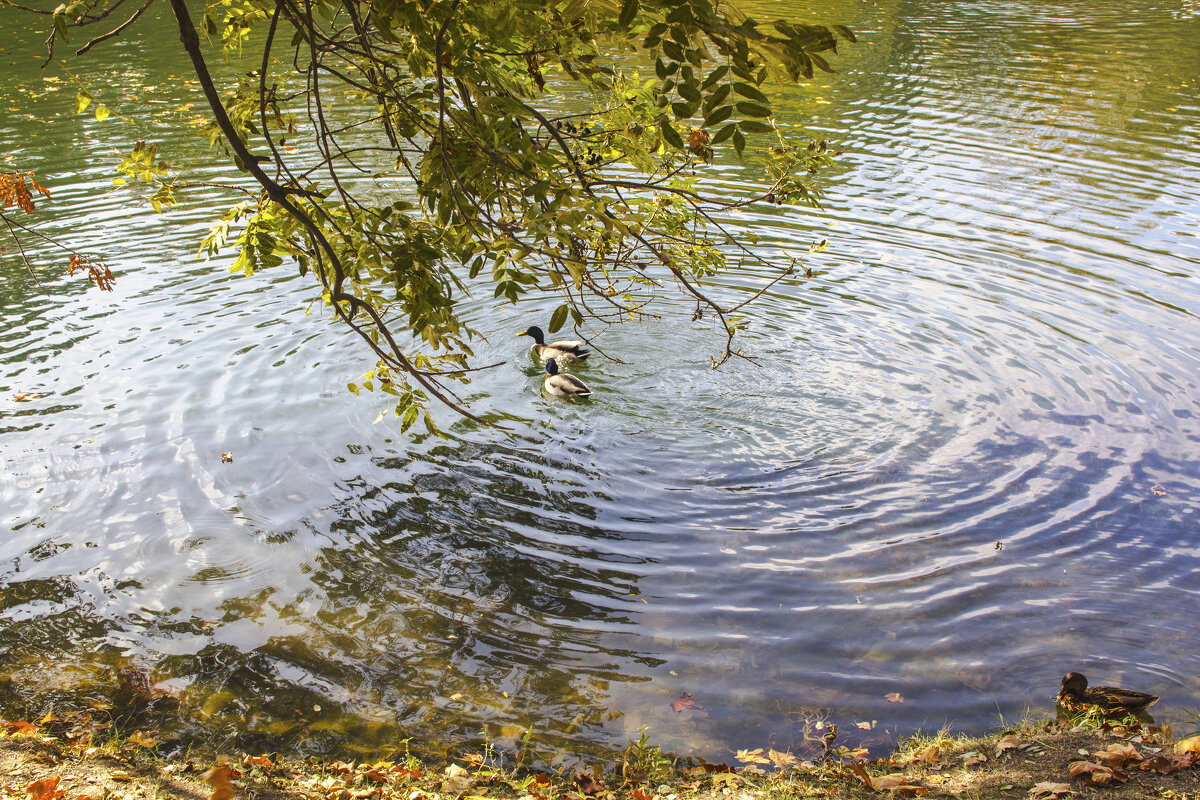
xmin=126 ymin=731 xmax=158 ymax=748
xmin=572 ymin=768 xmax=605 ymax=796
xmin=844 ymin=763 xmax=873 ymax=788
xmin=1175 ymin=736 xmax=1200 ymax=755
xmin=26 ymin=777 xmax=65 ymax=800
xmin=873 ymin=773 xmax=927 ymax=796
xmin=1068 ymin=760 xmax=1124 ymax=786
xmin=767 ymin=749 xmax=800 ymax=770
xmin=670 ymin=692 xmax=702 ymax=712
xmin=203 ymin=765 xmax=237 ymax=800
xmin=734 ymin=748 xmax=770 ymax=765
xmin=1141 ymin=752 xmax=1197 ymax=774
xmin=885 ymin=693 xmax=904 ymax=703
xmin=221 ymin=452 xmax=233 ymax=463
xmin=912 ymin=745 xmax=941 ymax=764
xmin=630 ymin=788 xmax=654 ymax=800
xmin=1093 ymin=742 xmax=1141 ymax=768
xmin=1028 ymin=781 xmax=1071 ymax=799
xmin=995 ymin=734 xmax=1021 ymax=754
xmin=3 ymin=720 xmax=39 ymax=735
xmin=709 ymin=773 xmax=740 ymax=788
xmin=855 ymin=720 xmax=875 ymax=730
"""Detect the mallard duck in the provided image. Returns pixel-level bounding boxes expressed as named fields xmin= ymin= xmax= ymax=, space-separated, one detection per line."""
xmin=543 ymin=358 xmax=592 ymax=399
xmin=1057 ymin=672 xmax=1158 ymax=715
xmin=519 ymin=325 xmax=590 ymax=363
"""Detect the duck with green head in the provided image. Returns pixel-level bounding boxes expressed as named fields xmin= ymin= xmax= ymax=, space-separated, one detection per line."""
xmin=519 ymin=325 xmax=590 ymax=363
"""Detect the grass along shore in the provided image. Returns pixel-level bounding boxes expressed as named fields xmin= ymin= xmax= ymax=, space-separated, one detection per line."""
xmin=2 ymin=710 xmax=1200 ymax=800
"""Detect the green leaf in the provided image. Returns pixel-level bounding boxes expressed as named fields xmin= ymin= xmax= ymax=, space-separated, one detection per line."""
xmin=400 ymin=404 xmax=419 ymax=432
xmin=702 ymin=83 xmax=729 ymax=113
xmin=661 ymin=39 xmax=684 ymax=62
xmin=733 ymin=82 xmax=769 ymax=103
xmin=548 ymin=303 xmax=569 ymax=333
xmin=617 ymin=0 xmax=638 ymax=28
xmin=833 ymin=24 xmax=857 ymax=43
xmin=677 ymin=83 xmax=701 ymax=103
xmin=738 ymin=119 xmax=773 ymax=133
xmin=659 ymin=118 xmax=684 ymax=149
xmin=710 ymin=122 xmax=737 ymax=144
xmin=703 ymin=105 xmax=733 ymax=127
xmin=701 ymin=65 xmax=729 ymax=90
xmin=735 ymin=102 xmax=771 ymax=117
xmin=671 ymin=101 xmax=693 ymax=119
xmin=733 ymin=128 xmax=746 ymax=155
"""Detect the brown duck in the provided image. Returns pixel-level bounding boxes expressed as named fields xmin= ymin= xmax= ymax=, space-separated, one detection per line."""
xmin=1057 ymin=671 xmax=1158 ymax=715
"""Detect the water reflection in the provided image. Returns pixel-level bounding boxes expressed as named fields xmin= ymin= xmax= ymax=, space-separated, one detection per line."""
xmin=2 ymin=0 xmax=1200 ymax=766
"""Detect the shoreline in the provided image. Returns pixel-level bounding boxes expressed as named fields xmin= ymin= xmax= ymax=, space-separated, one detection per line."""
xmin=2 ymin=710 xmax=1198 ymax=800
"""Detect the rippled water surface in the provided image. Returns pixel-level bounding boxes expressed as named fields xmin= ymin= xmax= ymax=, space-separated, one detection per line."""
xmin=2 ymin=0 xmax=1199 ymax=764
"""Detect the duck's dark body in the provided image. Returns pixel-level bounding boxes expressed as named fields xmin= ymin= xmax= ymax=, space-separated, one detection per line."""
xmin=1057 ymin=671 xmax=1157 ymax=715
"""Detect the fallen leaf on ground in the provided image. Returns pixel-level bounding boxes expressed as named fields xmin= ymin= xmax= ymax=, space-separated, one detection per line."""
xmin=572 ymin=768 xmax=605 ymax=796
xmin=734 ymin=748 xmax=770 ymax=765
xmin=26 ymin=777 xmax=65 ymax=800
xmin=873 ymin=773 xmax=926 ymax=795
xmin=1068 ymin=760 xmax=1125 ymax=786
xmin=126 ymin=731 xmax=158 ymax=748
xmin=1141 ymin=752 xmax=1197 ymax=774
xmin=203 ymin=766 xmax=237 ymax=800
xmin=709 ymin=773 xmax=740 ymax=788
xmin=767 ymin=749 xmax=801 ymax=770
xmin=669 ymin=693 xmax=702 ymax=713
xmin=1094 ymin=742 xmax=1141 ymax=768
xmin=913 ymin=745 xmax=941 ymax=764
xmin=1176 ymin=736 xmax=1200 ymax=755
xmin=844 ymin=763 xmax=873 ymax=788
xmin=995 ymin=734 xmax=1021 ymax=754
xmin=1028 ymin=781 xmax=1071 ymax=799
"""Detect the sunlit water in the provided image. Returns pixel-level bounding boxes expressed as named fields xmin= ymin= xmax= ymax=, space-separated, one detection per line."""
xmin=2 ymin=0 xmax=1199 ymax=764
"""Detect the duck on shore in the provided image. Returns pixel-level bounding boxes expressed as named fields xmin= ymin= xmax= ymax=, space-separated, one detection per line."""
xmin=1057 ymin=671 xmax=1158 ymax=715
xmin=519 ymin=325 xmax=590 ymax=363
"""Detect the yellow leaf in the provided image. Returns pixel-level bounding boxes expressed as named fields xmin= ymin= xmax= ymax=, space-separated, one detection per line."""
xmin=95 ymin=104 xmax=110 ymax=122
xmin=1175 ymin=736 xmax=1200 ymax=755
xmin=709 ymin=773 xmax=740 ymax=787
xmin=734 ymin=748 xmax=770 ymax=765
xmin=767 ymin=749 xmax=800 ymax=770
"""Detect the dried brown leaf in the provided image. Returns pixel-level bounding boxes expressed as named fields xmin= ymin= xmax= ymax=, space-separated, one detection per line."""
xmin=203 ymin=765 xmax=237 ymax=800
xmin=26 ymin=777 xmax=65 ymax=800
xmin=885 ymin=693 xmax=904 ymax=703
xmin=995 ymin=734 xmax=1021 ymax=754
xmin=1028 ymin=781 xmax=1071 ymax=799
xmin=1095 ymin=741 xmax=1141 ymax=768
xmin=734 ymin=748 xmax=770 ymax=765
xmin=873 ymin=773 xmax=926 ymax=795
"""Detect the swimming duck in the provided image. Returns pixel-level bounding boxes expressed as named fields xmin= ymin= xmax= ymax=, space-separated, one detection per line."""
xmin=543 ymin=358 xmax=592 ymax=399
xmin=1057 ymin=671 xmax=1158 ymax=715
xmin=519 ymin=325 xmax=590 ymax=363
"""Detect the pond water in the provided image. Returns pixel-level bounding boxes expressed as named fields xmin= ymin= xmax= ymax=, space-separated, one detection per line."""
xmin=2 ymin=0 xmax=1199 ymax=765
